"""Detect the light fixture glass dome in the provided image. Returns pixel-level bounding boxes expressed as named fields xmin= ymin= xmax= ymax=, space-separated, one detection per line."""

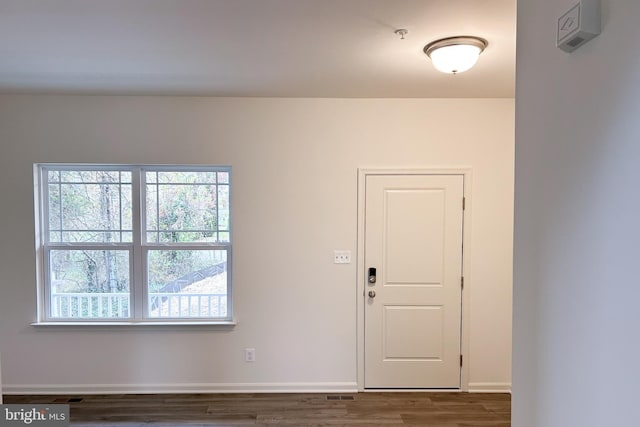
xmin=424 ymin=36 xmax=488 ymax=74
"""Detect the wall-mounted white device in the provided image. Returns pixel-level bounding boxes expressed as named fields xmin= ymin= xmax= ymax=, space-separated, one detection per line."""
xmin=557 ymin=0 xmax=601 ymax=53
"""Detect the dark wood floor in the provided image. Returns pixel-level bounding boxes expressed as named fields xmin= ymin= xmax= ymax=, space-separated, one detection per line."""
xmin=4 ymin=392 xmax=511 ymax=426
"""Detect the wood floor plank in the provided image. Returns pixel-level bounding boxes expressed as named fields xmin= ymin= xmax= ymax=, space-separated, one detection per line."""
xmin=3 ymin=392 xmax=511 ymax=426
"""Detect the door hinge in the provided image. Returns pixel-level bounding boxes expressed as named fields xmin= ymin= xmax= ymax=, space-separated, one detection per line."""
xmin=460 ymin=354 xmax=463 ymax=367
xmin=462 ymin=197 xmax=466 ymax=210
xmin=461 ymin=276 xmax=464 ymax=290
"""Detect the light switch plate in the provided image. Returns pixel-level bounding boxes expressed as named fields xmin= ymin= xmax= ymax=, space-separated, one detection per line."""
xmin=334 ymin=250 xmax=352 ymax=264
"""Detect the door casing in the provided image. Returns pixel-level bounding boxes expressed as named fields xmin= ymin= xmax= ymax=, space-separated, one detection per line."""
xmin=356 ymin=167 xmax=472 ymax=391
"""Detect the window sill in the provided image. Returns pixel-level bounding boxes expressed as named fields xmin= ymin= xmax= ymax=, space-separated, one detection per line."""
xmin=31 ymin=320 xmax=237 ymax=327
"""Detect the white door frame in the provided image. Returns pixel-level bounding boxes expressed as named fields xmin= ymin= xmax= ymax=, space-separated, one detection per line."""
xmin=356 ymin=167 xmax=472 ymax=391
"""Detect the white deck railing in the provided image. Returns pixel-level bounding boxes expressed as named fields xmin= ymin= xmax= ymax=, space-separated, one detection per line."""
xmin=51 ymin=292 xmax=227 ymax=319
xmin=149 ymin=292 xmax=227 ymax=318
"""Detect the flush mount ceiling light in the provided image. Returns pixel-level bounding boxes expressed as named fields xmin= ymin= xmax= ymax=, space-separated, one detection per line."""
xmin=423 ymin=36 xmax=488 ymax=74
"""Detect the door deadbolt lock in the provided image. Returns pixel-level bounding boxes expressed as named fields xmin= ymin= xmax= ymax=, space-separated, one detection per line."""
xmin=368 ymin=267 xmax=377 ymax=284
xmin=368 ymin=290 xmax=376 ymax=298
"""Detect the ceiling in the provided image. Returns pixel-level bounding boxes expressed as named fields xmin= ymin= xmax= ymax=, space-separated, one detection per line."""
xmin=0 ymin=0 xmax=516 ymax=98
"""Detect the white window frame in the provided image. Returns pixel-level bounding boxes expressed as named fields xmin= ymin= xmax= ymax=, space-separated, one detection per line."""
xmin=34 ymin=164 xmax=233 ymax=325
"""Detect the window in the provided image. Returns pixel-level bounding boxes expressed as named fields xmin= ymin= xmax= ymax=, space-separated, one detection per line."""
xmin=35 ymin=165 xmax=232 ymax=323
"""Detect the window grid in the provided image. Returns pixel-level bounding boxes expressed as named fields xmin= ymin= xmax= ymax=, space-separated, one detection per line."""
xmin=144 ymin=171 xmax=228 ymax=244
xmin=119 ymin=171 xmax=123 ymax=243
xmin=37 ymin=165 xmax=232 ymax=323
xmin=47 ymin=169 xmax=133 ymax=244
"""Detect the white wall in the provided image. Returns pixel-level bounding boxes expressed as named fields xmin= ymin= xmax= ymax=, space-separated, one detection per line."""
xmin=514 ymin=0 xmax=640 ymax=425
xmin=0 ymin=96 xmax=513 ymax=393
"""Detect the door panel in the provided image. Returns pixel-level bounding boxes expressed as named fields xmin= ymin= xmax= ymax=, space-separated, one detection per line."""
xmin=364 ymin=174 xmax=463 ymax=389
xmin=383 ymin=305 xmax=443 ymax=360
xmin=385 ymin=189 xmax=445 ymax=285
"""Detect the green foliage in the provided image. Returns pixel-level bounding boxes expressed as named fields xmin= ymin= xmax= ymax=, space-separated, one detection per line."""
xmin=49 ymin=169 xmax=229 ymax=294
xmin=50 ymin=249 xmax=129 ymax=293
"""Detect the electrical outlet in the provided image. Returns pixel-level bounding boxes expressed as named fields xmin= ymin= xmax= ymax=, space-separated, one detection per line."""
xmin=244 ymin=348 xmax=256 ymax=362
xmin=334 ymin=250 xmax=352 ymax=264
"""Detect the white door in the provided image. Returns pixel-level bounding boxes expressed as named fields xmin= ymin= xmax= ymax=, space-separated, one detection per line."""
xmin=364 ymin=174 xmax=464 ymax=388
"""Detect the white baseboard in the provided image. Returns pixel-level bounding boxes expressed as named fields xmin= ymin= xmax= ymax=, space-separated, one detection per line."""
xmin=467 ymin=382 xmax=512 ymax=393
xmin=4 ymin=381 xmax=509 ymax=395
xmin=3 ymin=382 xmax=358 ymax=395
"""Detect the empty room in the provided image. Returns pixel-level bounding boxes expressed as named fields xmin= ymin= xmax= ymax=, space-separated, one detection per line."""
xmin=1 ymin=0 xmax=637 ymax=426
